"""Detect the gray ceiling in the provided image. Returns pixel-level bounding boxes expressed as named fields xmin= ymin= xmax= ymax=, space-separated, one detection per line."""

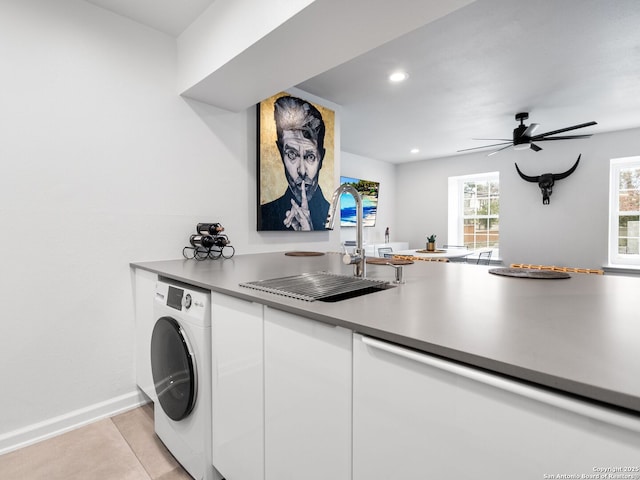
xmin=84 ymin=0 xmax=640 ymax=163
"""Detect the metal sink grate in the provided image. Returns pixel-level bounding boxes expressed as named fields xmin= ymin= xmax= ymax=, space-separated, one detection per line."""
xmin=239 ymin=272 xmax=389 ymax=302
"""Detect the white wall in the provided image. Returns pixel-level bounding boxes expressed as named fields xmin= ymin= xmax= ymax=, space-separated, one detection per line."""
xmin=396 ymin=128 xmax=640 ymax=268
xmin=340 ymin=151 xmax=397 ymax=246
xmin=0 ymin=0 xmax=340 ymax=451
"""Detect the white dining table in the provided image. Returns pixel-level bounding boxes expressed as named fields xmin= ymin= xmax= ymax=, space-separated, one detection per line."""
xmin=393 ymin=248 xmax=474 ymax=260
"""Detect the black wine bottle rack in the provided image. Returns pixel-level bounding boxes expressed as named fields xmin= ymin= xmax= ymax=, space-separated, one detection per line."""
xmin=182 ymin=222 xmax=235 ymax=260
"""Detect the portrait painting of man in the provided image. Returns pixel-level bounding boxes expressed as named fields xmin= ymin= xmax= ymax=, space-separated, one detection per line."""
xmin=257 ymin=93 xmax=335 ymax=231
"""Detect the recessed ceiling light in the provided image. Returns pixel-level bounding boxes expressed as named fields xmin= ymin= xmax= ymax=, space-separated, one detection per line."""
xmin=389 ymin=71 xmax=408 ymax=83
xmin=410 ymin=148 xmax=420 ymax=154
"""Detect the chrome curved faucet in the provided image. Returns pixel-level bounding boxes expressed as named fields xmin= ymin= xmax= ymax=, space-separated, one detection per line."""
xmin=325 ymin=184 xmax=366 ymax=278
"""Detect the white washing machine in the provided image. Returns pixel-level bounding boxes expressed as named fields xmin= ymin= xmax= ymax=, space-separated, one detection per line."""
xmin=151 ymin=278 xmax=222 ymax=480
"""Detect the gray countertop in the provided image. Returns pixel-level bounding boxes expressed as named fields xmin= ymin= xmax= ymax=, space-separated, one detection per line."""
xmin=132 ymin=252 xmax=640 ymax=414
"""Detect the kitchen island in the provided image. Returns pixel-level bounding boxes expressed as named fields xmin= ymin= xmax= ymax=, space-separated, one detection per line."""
xmin=132 ymin=252 xmax=640 ymax=479
xmin=133 ymin=251 xmax=640 ymax=412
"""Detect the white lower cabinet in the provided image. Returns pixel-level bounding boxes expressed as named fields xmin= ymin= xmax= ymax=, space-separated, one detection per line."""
xmin=211 ymin=293 xmax=264 ymax=480
xmin=353 ymin=334 xmax=640 ymax=480
xmin=264 ymin=307 xmax=352 ymax=480
xmin=132 ymin=267 xmax=157 ymax=401
xmin=211 ymin=301 xmax=640 ymax=480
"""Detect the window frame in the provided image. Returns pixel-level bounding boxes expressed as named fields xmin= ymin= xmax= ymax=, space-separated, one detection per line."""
xmin=609 ymin=156 xmax=640 ymax=267
xmin=448 ymin=171 xmax=500 ymax=253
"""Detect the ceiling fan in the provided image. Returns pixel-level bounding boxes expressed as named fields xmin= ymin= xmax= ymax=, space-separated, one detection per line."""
xmin=458 ymin=112 xmax=597 ymax=156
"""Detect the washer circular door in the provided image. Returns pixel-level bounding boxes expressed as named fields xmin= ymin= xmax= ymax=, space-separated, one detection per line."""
xmin=151 ymin=316 xmax=197 ymax=421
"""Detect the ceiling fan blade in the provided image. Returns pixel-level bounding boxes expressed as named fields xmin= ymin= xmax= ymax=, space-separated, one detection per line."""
xmin=522 ymin=123 xmax=539 ymax=137
xmin=531 ymin=121 xmax=597 ymax=140
xmin=457 ymin=142 xmax=512 ymax=153
xmin=471 ymin=138 xmax=511 ymax=141
xmin=530 ymin=143 xmax=542 ymax=152
xmin=487 ymin=144 xmax=513 ymax=156
xmin=534 ymin=135 xmax=593 ymax=141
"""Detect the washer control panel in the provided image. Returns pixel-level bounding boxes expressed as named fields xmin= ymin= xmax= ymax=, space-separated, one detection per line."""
xmin=155 ymin=280 xmax=210 ymax=324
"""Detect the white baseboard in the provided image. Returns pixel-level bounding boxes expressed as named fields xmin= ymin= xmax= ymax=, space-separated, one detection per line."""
xmin=0 ymin=389 xmax=150 ymax=455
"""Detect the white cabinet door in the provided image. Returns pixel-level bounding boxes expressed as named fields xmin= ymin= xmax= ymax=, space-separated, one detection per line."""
xmin=211 ymin=293 xmax=264 ymax=480
xmin=264 ymin=307 xmax=352 ymax=480
xmin=132 ymin=267 xmax=157 ymax=401
xmin=353 ymin=334 xmax=640 ymax=480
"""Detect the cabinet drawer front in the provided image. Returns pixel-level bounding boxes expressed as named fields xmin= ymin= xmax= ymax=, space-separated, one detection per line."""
xmin=353 ymin=334 xmax=640 ymax=480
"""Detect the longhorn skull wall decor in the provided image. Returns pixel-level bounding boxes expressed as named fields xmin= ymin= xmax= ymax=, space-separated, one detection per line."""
xmin=515 ymin=154 xmax=581 ymax=205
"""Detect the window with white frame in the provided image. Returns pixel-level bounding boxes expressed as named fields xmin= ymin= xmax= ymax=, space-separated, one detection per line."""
xmin=448 ymin=172 xmax=500 ymax=251
xmin=609 ymin=157 xmax=640 ymax=266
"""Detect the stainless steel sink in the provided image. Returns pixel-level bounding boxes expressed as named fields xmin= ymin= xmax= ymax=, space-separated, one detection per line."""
xmin=239 ymin=272 xmax=391 ymax=302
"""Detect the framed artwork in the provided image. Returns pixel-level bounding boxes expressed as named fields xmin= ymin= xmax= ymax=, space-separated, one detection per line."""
xmin=339 ymin=176 xmax=380 ymax=227
xmin=257 ymin=92 xmax=335 ymax=231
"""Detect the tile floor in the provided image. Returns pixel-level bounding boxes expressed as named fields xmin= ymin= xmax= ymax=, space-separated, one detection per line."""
xmin=0 ymin=404 xmax=192 ymax=480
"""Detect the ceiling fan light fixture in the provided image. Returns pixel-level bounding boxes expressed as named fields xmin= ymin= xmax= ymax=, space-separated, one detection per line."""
xmin=458 ymin=113 xmax=597 ymax=157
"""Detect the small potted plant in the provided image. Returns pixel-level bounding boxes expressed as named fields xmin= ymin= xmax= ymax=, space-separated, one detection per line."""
xmin=426 ymin=234 xmax=437 ymax=251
